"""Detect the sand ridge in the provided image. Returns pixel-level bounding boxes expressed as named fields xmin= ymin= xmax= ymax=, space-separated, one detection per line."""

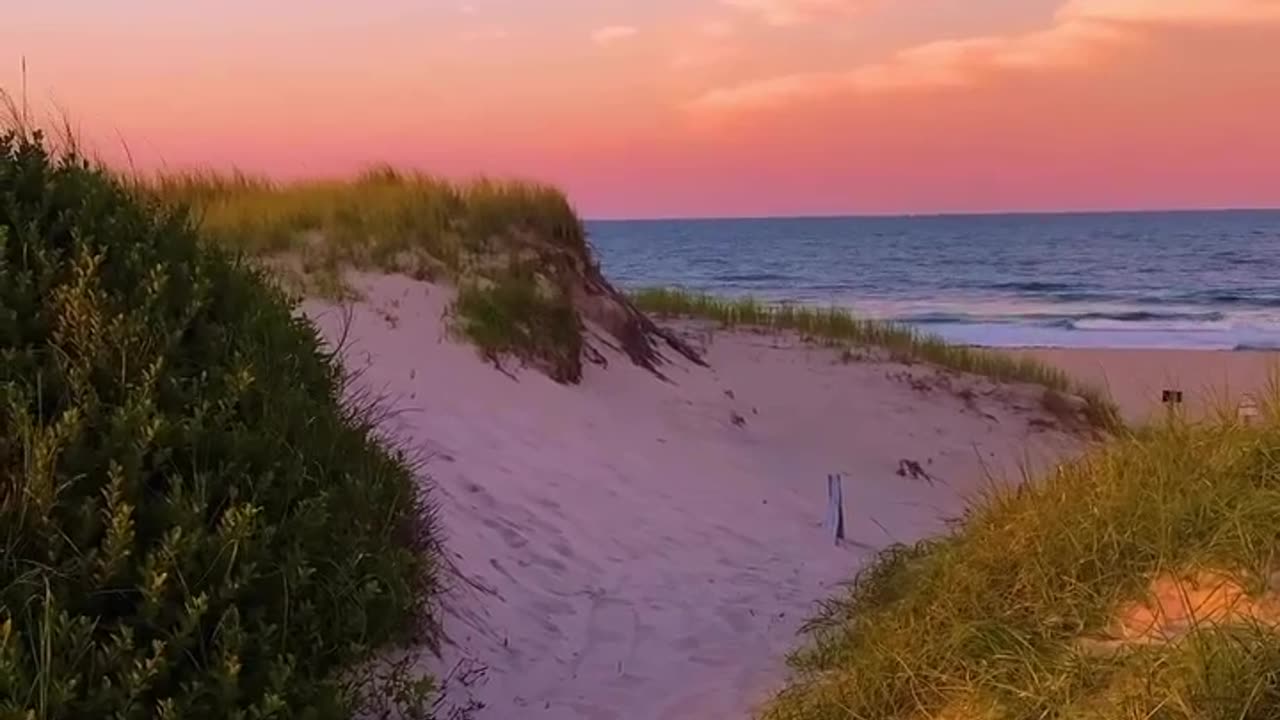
xmin=303 ymin=272 xmax=1082 ymax=720
xmin=1015 ymin=348 xmax=1277 ymax=424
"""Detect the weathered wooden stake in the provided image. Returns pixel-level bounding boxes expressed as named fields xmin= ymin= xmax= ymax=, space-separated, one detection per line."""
xmin=826 ymin=474 xmax=845 ymax=545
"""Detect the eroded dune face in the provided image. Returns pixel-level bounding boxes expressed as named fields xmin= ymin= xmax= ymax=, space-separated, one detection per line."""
xmin=304 ymin=272 xmax=1082 ymax=720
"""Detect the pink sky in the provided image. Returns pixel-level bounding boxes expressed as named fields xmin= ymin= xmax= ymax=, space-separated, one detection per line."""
xmin=4 ymin=0 xmax=1279 ymax=218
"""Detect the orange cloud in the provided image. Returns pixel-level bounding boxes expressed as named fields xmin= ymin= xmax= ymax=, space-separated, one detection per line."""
xmin=693 ymin=0 xmax=1280 ymax=111
xmin=691 ymin=22 xmax=1123 ymax=110
xmin=721 ymin=0 xmax=872 ymax=26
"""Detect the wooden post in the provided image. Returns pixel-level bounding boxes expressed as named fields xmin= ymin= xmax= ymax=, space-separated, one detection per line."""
xmin=1162 ymin=389 xmax=1183 ymax=420
xmin=826 ymin=474 xmax=845 ymax=545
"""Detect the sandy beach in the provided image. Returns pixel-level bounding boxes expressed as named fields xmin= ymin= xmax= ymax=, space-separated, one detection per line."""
xmin=303 ymin=272 xmax=1088 ymax=720
xmin=1012 ymin=348 xmax=1277 ymax=424
xmin=295 ymin=272 xmax=1279 ymax=719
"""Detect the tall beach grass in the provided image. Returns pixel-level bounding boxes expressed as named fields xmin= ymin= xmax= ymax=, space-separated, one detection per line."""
xmin=763 ymin=383 xmax=1280 ymax=719
xmin=141 ymin=168 xmax=595 ymax=378
xmin=631 ymin=287 xmax=1123 ymax=431
xmin=140 ymin=168 xmax=585 ymax=290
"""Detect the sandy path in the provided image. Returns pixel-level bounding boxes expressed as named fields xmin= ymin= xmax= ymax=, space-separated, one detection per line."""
xmin=303 ymin=273 xmax=1080 ymax=720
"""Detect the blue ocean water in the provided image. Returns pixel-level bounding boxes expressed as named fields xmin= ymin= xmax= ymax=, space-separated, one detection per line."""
xmin=587 ymin=211 xmax=1280 ymax=350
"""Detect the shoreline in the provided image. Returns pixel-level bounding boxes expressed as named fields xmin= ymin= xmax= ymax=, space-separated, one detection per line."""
xmin=960 ymin=342 xmax=1279 ymax=352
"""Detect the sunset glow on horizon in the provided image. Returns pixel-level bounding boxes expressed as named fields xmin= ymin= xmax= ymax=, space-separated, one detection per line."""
xmin=5 ymin=0 xmax=1279 ymax=218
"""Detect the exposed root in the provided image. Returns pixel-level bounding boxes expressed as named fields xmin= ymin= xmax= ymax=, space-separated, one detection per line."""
xmin=572 ymin=262 xmax=706 ymax=379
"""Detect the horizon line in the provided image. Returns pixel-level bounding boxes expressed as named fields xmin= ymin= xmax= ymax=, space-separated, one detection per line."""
xmin=585 ymin=206 xmax=1280 ymax=223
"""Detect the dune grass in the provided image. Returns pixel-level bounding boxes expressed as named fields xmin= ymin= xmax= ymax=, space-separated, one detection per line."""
xmin=450 ymin=271 xmax=583 ymax=383
xmin=147 ymin=166 xmax=585 ymax=266
xmin=632 ymin=287 xmax=1122 ymax=432
xmin=142 ymin=168 xmax=595 ymax=380
xmin=763 ymin=385 xmax=1280 ymax=719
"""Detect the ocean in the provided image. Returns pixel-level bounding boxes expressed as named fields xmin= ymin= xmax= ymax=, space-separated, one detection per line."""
xmin=586 ymin=210 xmax=1280 ymax=350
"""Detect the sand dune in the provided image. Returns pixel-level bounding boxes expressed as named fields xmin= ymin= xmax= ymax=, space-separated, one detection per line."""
xmin=303 ymin=272 xmax=1082 ymax=720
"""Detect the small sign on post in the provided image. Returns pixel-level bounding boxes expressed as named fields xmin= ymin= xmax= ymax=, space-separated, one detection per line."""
xmin=1239 ymin=396 xmax=1260 ymax=425
xmin=826 ymin=474 xmax=845 ymax=545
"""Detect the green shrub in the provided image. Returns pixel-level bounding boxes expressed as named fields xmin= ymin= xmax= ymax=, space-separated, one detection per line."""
xmin=450 ymin=270 xmax=583 ymax=383
xmin=0 ymin=132 xmax=438 ymax=718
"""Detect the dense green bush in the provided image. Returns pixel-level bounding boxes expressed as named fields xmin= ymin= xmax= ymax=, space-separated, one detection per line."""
xmin=0 ymin=132 xmax=438 ymax=718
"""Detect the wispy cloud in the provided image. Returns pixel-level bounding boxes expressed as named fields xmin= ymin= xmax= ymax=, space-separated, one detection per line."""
xmin=592 ymin=25 xmax=639 ymax=46
xmin=720 ymin=0 xmax=873 ymax=26
xmin=1063 ymin=0 xmax=1280 ymax=25
xmin=693 ymin=0 xmax=1280 ymax=111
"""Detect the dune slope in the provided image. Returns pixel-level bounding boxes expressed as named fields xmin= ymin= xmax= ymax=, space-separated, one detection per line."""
xmin=303 ymin=271 xmax=1082 ymax=720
